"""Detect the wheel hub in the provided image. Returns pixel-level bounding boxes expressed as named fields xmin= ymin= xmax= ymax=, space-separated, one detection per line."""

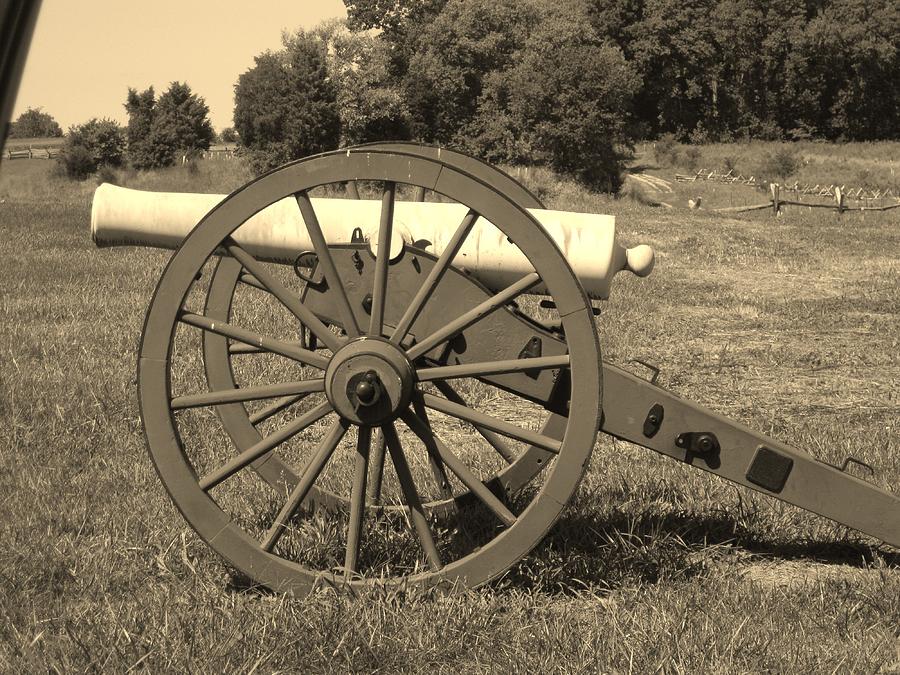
xmin=324 ymin=338 xmax=414 ymax=426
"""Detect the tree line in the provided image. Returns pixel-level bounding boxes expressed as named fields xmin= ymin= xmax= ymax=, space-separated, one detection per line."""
xmin=8 ymin=0 xmax=897 ymax=191
xmin=233 ymin=0 xmax=899 ymax=190
xmin=344 ymin=0 xmax=899 ymax=144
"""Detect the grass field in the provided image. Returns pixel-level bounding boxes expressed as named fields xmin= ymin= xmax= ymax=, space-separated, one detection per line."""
xmin=1 ymin=156 xmax=898 ymax=672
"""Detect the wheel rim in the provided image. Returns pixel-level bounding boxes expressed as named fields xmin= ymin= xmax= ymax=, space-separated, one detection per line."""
xmin=139 ymin=148 xmax=601 ymax=593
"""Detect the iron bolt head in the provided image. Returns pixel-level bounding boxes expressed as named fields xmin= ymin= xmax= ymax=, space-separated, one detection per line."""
xmin=355 ymin=371 xmax=381 ymax=406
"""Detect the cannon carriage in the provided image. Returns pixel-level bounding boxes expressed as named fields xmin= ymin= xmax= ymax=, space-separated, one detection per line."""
xmin=89 ymin=144 xmax=899 ymax=595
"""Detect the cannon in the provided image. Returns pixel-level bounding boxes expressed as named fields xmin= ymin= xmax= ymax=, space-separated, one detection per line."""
xmin=90 ymin=143 xmax=899 ymax=594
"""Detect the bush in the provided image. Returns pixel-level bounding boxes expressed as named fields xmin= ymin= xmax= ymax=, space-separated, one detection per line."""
xmin=96 ymin=164 xmax=121 ymax=185
xmin=681 ymin=146 xmax=702 ymax=171
xmin=653 ymin=133 xmax=679 ymax=167
xmin=56 ymin=118 xmax=125 ymax=180
xmin=722 ymin=155 xmax=741 ymax=174
xmin=57 ymin=145 xmax=97 ymax=180
xmin=757 ymin=146 xmax=801 ymax=182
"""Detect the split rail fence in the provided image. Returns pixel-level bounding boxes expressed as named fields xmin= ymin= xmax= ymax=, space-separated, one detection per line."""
xmin=3 ymin=146 xmax=58 ymax=160
xmin=4 ymin=145 xmax=238 ymax=162
xmin=676 ymin=168 xmax=900 ymax=214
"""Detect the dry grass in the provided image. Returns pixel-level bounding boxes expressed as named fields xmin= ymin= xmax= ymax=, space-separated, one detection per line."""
xmin=0 ymin=155 xmax=898 ymax=672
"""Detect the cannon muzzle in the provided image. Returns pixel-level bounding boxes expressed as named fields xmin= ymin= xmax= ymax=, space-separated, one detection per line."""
xmin=91 ymin=183 xmax=653 ymax=299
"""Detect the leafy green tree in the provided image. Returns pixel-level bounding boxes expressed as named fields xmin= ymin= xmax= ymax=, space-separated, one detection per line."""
xmin=219 ymin=127 xmax=238 ymax=143
xmin=152 ymin=82 xmax=215 ymax=160
xmin=124 ymin=82 xmax=213 ymax=168
xmin=57 ymin=118 xmax=125 ymax=179
xmin=402 ymin=0 xmax=538 ymax=144
xmin=124 ymin=87 xmax=157 ymax=168
xmin=8 ymin=107 xmax=62 ymax=138
xmin=471 ymin=2 xmax=641 ymax=191
xmin=343 ymin=0 xmax=448 ymax=76
xmin=234 ymin=30 xmax=341 ymax=173
xmin=784 ymin=0 xmax=899 ymax=140
xmin=310 ymin=19 xmax=409 ymax=145
xmin=627 ymin=0 xmax=723 ymax=139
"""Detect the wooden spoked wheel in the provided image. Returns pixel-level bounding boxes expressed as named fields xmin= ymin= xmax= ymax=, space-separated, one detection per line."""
xmin=202 ymin=143 xmax=556 ymax=515
xmin=139 ymin=148 xmax=601 ymax=593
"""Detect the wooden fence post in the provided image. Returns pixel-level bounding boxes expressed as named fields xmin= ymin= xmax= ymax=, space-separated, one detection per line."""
xmin=771 ymin=183 xmax=780 ymax=215
xmin=834 ymin=186 xmax=844 ymax=215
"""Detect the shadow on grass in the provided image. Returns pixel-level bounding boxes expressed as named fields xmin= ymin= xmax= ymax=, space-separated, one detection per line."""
xmin=220 ymin=502 xmax=898 ymax=598
xmin=626 ymin=163 xmax=661 ymax=173
xmin=495 ymin=506 xmax=900 ymax=595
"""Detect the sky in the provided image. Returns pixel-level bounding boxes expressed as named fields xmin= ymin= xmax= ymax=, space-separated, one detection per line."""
xmin=12 ymin=0 xmax=348 ymax=132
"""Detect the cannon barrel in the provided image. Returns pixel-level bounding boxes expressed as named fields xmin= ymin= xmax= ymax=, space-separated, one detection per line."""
xmin=91 ymin=184 xmax=654 ymax=299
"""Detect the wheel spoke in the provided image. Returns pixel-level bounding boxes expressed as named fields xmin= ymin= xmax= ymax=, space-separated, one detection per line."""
xmin=344 ymin=426 xmax=371 ymax=578
xmin=417 ymin=391 xmax=562 ymax=454
xmin=198 ymin=401 xmax=332 ymax=491
xmin=225 ymin=239 xmax=343 ymax=352
xmin=294 ymin=191 xmax=361 ymax=337
xmin=413 ymin=186 xmax=426 ymax=202
xmin=406 ymin=272 xmax=541 ymax=361
xmin=433 ymin=380 xmax=516 ymax=464
xmin=367 ymin=428 xmax=387 ymax=504
xmin=390 ymin=209 xmax=479 ymax=346
xmin=412 ymin=398 xmax=453 ymax=500
xmin=369 ymin=182 xmax=395 ymax=337
xmin=417 ymin=354 xmax=569 ymax=382
xmin=383 ymin=423 xmax=443 ymax=571
xmin=238 ymin=272 xmax=266 ymax=291
xmin=261 ymin=417 xmax=350 ymax=553
xmin=179 ymin=311 xmax=329 ymax=370
xmin=171 ymin=379 xmax=323 ymax=410
xmin=248 ymin=393 xmax=307 ymax=425
xmin=229 ymin=340 xmax=299 ymax=355
xmin=346 ymin=180 xmax=360 ymax=200
xmin=401 ymin=410 xmax=516 ymax=527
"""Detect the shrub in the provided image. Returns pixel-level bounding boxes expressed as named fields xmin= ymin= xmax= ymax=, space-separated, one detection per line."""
xmin=653 ymin=134 xmax=679 ymax=167
xmin=681 ymin=146 xmax=702 ymax=171
xmin=57 ymin=145 xmax=97 ymax=180
xmin=96 ymin=164 xmax=121 ymax=185
xmin=470 ymin=26 xmax=639 ymax=192
xmin=619 ymin=179 xmax=658 ymax=206
xmin=56 ymin=118 xmax=125 ymax=180
xmin=758 ymin=146 xmax=801 ymax=182
xmin=722 ymin=155 xmax=740 ymax=174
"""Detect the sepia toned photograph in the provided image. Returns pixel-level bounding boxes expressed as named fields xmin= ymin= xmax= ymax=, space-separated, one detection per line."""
xmin=1 ymin=0 xmax=898 ymax=671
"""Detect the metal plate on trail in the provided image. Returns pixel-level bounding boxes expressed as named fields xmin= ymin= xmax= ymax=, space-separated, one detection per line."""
xmin=746 ymin=446 xmax=794 ymax=493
